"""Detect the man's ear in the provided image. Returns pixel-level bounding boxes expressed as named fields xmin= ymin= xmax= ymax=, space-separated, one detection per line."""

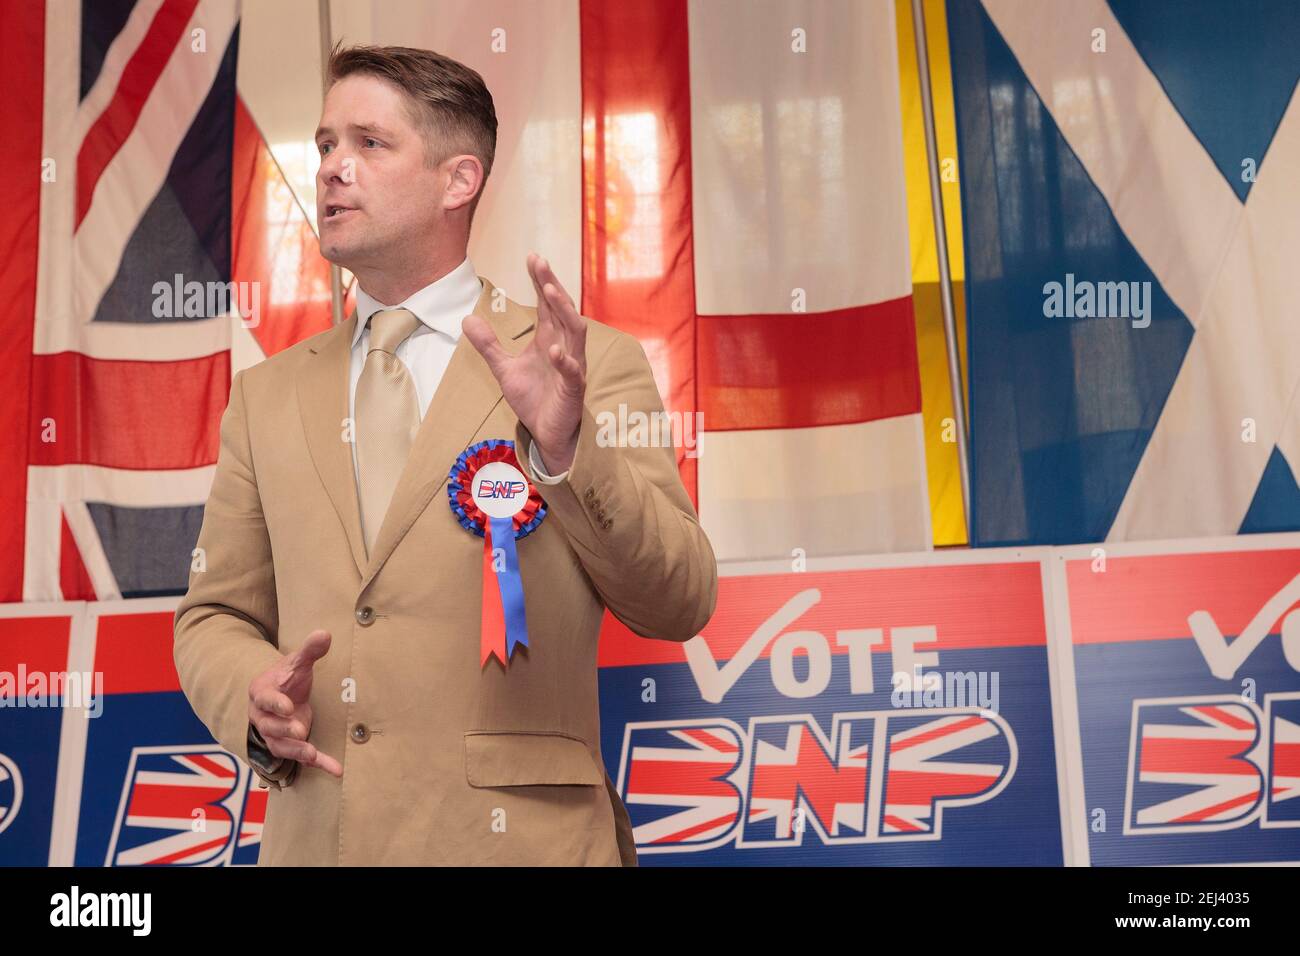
xmin=443 ymin=154 xmax=485 ymax=213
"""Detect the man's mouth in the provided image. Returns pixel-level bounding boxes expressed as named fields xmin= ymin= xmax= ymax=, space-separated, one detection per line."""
xmin=324 ymin=204 xmax=356 ymax=221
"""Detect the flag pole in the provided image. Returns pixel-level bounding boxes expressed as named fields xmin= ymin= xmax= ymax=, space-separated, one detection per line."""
xmin=319 ymin=0 xmax=344 ymax=327
xmin=911 ymin=0 xmax=971 ymax=542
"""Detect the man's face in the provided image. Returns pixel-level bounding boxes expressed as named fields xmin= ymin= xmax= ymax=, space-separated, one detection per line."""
xmin=314 ymin=74 xmax=445 ymax=271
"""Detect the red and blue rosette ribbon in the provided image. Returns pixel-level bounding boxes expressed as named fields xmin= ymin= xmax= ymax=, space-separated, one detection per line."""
xmin=447 ymin=439 xmax=547 ymax=667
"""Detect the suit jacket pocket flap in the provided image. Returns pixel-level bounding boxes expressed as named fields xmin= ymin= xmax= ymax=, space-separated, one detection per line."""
xmin=464 ymin=731 xmax=603 ymax=787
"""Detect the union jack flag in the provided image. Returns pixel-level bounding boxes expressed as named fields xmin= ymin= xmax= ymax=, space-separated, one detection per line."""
xmin=13 ymin=0 xmax=331 ymax=604
xmin=106 ymin=745 xmax=264 ymax=866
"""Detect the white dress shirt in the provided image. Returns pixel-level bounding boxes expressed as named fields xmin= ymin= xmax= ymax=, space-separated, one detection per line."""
xmin=349 ymin=256 xmax=569 ymax=490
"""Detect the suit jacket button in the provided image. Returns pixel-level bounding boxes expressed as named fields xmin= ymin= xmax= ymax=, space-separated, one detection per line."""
xmin=350 ymin=723 xmax=370 ymax=743
xmin=584 ymin=488 xmax=595 ymax=500
xmin=356 ymin=606 xmax=375 ymax=626
xmin=601 ymin=518 xmax=612 ymax=529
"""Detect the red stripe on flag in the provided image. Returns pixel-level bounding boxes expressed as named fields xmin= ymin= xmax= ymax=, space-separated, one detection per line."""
xmin=30 ymin=351 xmax=228 ymax=469
xmin=580 ymin=0 xmax=699 ymax=505
xmin=885 ymin=769 xmax=999 ymax=802
xmin=1172 ymin=790 xmax=1260 ymax=824
xmin=242 ymin=788 xmax=267 ymax=825
xmin=0 ymin=0 xmax=44 ymax=601
xmin=582 ymin=0 xmax=703 ymax=661
xmin=127 ymin=785 xmax=235 ymax=818
xmin=653 ymin=812 xmax=737 ymax=844
xmin=231 ymin=96 xmax=334 ymax=357
xmin=698 ymin=296 xmax=923 ymax=430
xmin=146 ymin=833 xmax=231 ymax=865
xmin=1140 ymin=738 xmax=1258 ymax=775
xmin=60 ymin=510 xmax=97 ymax=600
xmin=186 ymin=753 xmax=238 ymax=778
xmin=1275 ymin=742 xmax=1300 ymax=777
xmin=891 ymin=715 xmax=986 ymax=752
xmin=75 ymin=0 xmax=201 ymax=228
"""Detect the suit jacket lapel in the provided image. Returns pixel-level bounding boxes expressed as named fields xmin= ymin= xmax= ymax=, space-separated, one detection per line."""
xmin=297 ymin=312 xmax=368 ymax=578
xmin=360 ymin=275 xmax=534 ymax=591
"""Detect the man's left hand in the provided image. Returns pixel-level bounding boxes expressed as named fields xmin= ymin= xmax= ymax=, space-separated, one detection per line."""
xmin=462 ymin=252 xmax=586 ymax=474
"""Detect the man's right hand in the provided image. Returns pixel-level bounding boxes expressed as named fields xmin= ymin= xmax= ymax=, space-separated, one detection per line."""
xmin=248 ymin=629 xmax=344 ymax=777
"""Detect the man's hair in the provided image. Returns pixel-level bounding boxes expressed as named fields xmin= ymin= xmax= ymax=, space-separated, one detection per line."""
xmin=326 ymin=43 xmax=498 ymax=222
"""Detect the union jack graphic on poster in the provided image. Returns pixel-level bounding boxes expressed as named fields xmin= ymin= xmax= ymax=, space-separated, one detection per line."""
xmin=619 ymin=722 xmax=745 ymax=851
xmin=621 ymin=709 xmax=1016 ymax=854
xmin=106 ymin=745 xmax=265 ymax=866
xmin=62 ymin=601 xmax=268 ymax=866
xmin=1126 ymin=699 xmax=1267 ymax=832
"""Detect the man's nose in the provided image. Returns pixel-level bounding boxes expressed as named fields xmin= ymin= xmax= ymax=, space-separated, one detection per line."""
xmin=319 ymin=148 xmax=351 ymax=185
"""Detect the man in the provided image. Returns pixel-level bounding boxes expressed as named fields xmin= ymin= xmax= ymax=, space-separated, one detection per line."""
xmin=172 ymin=44 xmax=718 ymax=866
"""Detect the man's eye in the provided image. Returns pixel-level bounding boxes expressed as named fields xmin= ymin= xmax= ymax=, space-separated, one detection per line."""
xmin=363 ymin=137 xmax=380 ymax=148
xmin=319 ymin=143 xmax=332 ymax=156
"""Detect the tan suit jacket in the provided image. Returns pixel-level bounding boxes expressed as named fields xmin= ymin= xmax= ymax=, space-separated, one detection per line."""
xmin=172 ymin=275 xmax=718 ymax=865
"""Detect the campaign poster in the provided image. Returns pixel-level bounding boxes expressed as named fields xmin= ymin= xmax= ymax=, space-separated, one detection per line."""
xmin=0 ymin=603 xmax=85 ymax=866
xmin=1051 ymin=533 xmax=1300 ymax=865
xmin=71 ymin=599 xmax=265 ymax=866
xmin=597 ymin=549 xmax=1069 ymax=865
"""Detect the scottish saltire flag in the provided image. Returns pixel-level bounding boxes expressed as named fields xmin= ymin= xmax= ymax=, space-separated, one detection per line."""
xmin=676 ymin=0 xmax=931 ymax=561
xmin=949 ymin=0 xmax=1300 ymax=546
xmin=7 ymin=0 xmax=331 ymax=603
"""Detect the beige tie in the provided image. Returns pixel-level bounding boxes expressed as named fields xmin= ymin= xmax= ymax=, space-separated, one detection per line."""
xmin=355 ymin=308 xmax=422 ymax=557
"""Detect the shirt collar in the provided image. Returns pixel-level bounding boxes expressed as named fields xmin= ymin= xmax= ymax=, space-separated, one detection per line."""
xmin=351 ymin=257 xmax=482 ymax=350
